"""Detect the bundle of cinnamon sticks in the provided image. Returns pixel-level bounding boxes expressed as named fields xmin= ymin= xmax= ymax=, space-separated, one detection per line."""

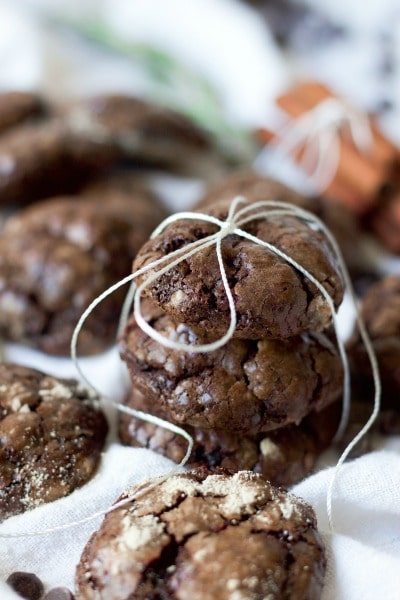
xmin=257 ymin=80 xmax=400 ymax=254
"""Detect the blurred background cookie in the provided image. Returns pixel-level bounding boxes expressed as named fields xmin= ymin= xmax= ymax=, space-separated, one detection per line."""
xmin=0 ymin=185 xmax=164 ymax=355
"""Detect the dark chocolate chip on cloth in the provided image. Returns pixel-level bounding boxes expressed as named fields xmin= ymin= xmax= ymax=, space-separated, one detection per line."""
xmin=75 ymin=469 xmax=326 ymax=600
xmin=6 ymin=571 xmax=44 ymax=600
xmin=120 ymin=309 xmax=343 ymax=433
xmin=0 ymin=184 xmax=165 ymax=355
xmin=120 ymin=386 xmax=341 ymax=487
xmin=347 ymin=274 xmax=400 ymax=434
xmin=44 ymin=587 xmax=75 ymax=600
xmin=132 ymin=197 xmax=344 ymax=340
xmin=0 ymin=363 xmax=108 ymax=521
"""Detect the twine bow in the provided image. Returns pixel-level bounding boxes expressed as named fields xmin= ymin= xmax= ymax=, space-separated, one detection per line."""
xmin=255 ymin=97 xmax=374 ymax=194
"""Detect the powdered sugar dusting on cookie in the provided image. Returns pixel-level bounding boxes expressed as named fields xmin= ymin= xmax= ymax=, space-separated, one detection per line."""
xmin=77 ymin=469 xmax=325 ymax=599
xmin=120 ymin=513 xmax=166 ymax=551
xmin=39 ymin=381 xmax=73 ymax=400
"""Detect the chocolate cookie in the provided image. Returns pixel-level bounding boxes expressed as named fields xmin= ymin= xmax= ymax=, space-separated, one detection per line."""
xmin=76 ymin=469 xmax=326 ymax=599
xmin=63 ymin=94 xmax=220 ymax=177
xmin=0 ymin=119 xmax=117 ymax=205
xmin=347 ymin=275 xmax=400 ymax=423
xmin=133 ymin=198 xmax=344 ymax=339
xmin=196 ymin=169 xmax=308 ymax=210
xmin=0 ymin=190 xmax=162 ymax=355
xmin=0 ymin=92 xmax=218 ymax=206
xmin=120 ymin=310 xmax=343 ymax=433
xmin=120 ymin=386 xmax=341 ymax=487
xmin=0 ymin=363 xmax=108 ymax=521
xmin=81 ymin=169 xmax=168 ymax=247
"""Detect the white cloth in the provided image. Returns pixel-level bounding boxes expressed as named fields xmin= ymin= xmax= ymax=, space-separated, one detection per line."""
xmin=293 ymin=447 xmax=400 ymax=600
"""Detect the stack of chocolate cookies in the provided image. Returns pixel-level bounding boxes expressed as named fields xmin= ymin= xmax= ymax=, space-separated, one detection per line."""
xmin=119 ymin=195 xmax=345 ymax=486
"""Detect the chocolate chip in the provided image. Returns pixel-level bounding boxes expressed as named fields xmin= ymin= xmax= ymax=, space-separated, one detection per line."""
xmin=6 ymin=572 xmax=44 ymax=600
xmin=44 ymin=587 xmax=75 ymax=600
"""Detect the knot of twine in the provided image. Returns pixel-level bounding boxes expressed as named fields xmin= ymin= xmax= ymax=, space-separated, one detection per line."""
xmin=0 ymin=196 xmax=380 ymax=538
xmin=255 ymin=97 xmax=374 ymax=193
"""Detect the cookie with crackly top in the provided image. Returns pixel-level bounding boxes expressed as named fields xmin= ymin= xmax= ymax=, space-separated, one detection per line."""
xmin=119 ymin=386 xmax=341 ymax=487
xmin=76 ymin=468 xmax=326 ymax=600
xmin=0 ymin=363 xmax=108 ymax=521
xmin=120 ymin=310 xmax=342 ymax=433
xmin=0 ymin=187 xmax=164 ymax=355
xmin=133 ymin=198 xmax=344 ymax=340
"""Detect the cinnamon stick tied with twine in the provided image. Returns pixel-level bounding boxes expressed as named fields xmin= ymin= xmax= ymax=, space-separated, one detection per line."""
xmin=257 ymin=81 xmax=399 ymax=215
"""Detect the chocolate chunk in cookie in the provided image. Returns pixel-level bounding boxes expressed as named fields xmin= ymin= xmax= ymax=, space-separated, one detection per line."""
xmin=0 ymin=187 xmax=164 ymax=355
xmin=76 ymin=469 xmax=326 ymax=600
xmin=120 ymin=310 xmax=342 ymax=433
xmin=133 ymin=198 xmax=344 ymax=339
xmin=120 ymin=386 xmax=341 ymax=487
xmin=0 ymin=363 xmax=108 ymax=521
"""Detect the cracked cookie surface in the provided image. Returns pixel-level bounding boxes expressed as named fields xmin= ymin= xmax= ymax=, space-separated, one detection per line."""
xmin=0 ymin=187 xmax=164 ymax=355
xmin=0 ymin=363 xmax=108 ymax=521
xmin=76 ymin=469 xmax=326 ymax=600
xmin=120 ymin=311 xmax=343 ymax=433
xmin=133 ymin=198 xmax=344 ymax=339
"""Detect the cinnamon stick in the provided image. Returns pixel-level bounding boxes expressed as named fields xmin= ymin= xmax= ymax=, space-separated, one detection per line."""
xmin=279 ymin=81 xmax=396 ymax=168
xmin=257 ymin=126 xmax=372 ymax=212
xmin=261 ymin=81 xmax=400 ymax=213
